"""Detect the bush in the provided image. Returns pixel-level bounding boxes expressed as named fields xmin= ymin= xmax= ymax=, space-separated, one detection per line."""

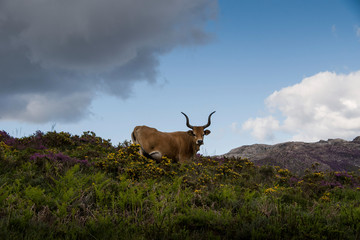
xmin=0 ymin=130 xmax=360 ymax=239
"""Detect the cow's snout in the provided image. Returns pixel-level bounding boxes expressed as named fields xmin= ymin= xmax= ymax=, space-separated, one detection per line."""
xmin=196 ymin=139 xmax=203 ymax=145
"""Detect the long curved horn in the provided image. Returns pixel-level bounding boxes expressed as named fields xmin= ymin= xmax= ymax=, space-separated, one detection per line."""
xmin=181 ymin=112 xmax=194 ymax=129
xmin=202 ymin=111 xmax=216 ymax=129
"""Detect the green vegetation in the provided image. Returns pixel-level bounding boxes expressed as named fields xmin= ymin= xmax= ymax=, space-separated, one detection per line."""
xmin=1 ymin=130 xmax=360 ymax=239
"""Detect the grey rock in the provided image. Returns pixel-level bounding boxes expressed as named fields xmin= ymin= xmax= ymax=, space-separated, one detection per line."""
xmin=223 ymin=137 xmax=360 ymax=175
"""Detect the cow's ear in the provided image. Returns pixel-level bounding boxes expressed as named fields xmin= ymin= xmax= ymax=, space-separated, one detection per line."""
xmin=204 ymin=130 xmax=211 ymax=135
xmin=187 ymin=130 xmax=195 ymax=136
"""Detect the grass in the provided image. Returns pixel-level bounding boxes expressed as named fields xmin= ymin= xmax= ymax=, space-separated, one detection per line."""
xmin=0 ymin=130 xmax=360 ymax=239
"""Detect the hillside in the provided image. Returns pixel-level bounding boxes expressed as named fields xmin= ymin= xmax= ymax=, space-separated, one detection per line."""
xmin=224 ymin=137 xmax=360 ymax=175
xmin=1 ymin=130 xmax=360 ymax=239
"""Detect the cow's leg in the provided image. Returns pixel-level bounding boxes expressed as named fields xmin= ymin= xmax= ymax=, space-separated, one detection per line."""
xmin=178 ymin=154 xmax=189 ymax=163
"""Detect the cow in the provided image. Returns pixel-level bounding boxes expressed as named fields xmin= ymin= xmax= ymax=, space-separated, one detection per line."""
xmin=131 ymin=111 xmax=216 ymax=163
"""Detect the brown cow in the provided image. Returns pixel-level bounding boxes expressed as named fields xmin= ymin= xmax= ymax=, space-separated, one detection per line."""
xmin=131 ymin=111 xmax=215 ymax=163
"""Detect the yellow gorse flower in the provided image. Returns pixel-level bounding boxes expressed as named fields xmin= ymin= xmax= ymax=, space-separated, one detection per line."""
xmin=265 ymin=187 xmax=277 ymax=194
xmin=320 ymin=192 xmax=331 ymax=202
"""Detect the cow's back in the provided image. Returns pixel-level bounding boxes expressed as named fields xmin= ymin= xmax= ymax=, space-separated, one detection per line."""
xmin=132 ymin=126 xmax=176 ymax=158
xmin=132 ymin=126 xmax=195 ymax=162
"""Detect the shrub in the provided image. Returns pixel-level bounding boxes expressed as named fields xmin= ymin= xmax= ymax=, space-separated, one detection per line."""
xmin=1 ymin=130 xmax=360 ymax=239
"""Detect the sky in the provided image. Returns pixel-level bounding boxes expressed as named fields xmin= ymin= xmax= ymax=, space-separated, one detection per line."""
xmin=1 ymin=0 xmax=360 ymax=155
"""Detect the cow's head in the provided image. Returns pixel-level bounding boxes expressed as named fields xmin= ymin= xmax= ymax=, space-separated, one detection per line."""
xmin=181 ymin=111 xmax=216 ymax=146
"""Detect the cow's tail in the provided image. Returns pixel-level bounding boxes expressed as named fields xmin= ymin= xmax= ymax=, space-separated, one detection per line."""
xmin=131 ymin=126 xmax=153 ymax=159
xmin=131 ymin=126 xmax=139 ymax=145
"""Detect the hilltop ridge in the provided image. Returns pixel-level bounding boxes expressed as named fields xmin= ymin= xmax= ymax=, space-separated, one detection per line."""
xmin=224 ymin=137 xmax=360 ymax=175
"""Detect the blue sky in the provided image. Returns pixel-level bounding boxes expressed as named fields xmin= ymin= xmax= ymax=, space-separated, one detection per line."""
xmin=1 ymin=0 xmax=360 ymax=154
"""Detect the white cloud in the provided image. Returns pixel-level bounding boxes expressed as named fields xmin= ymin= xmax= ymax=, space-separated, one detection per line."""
xmin=243 ymin=71 xmax=360 ymax=142
xmin=331 ymin=24 xmax=337 ymax=37
xmin=356 ymin=25 xmax=360 ymax=39
xmin=0 ymin=0 xmax=217 ymax=123
xmin=242 ymin=116 xmax=279 ymax=141
xmin=230 ymin=122 xmax=239 ymax=133
xmin=0 ymin=92 xmax=92 ymax=123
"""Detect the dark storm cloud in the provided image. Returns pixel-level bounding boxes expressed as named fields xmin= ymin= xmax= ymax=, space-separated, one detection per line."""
xmin=0 ymin=0 xmax=217 ymax=123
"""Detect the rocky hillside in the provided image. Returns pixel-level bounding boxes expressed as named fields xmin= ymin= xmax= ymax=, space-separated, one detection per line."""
xmin=224 ymin=137 xmax=360 ymax=175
